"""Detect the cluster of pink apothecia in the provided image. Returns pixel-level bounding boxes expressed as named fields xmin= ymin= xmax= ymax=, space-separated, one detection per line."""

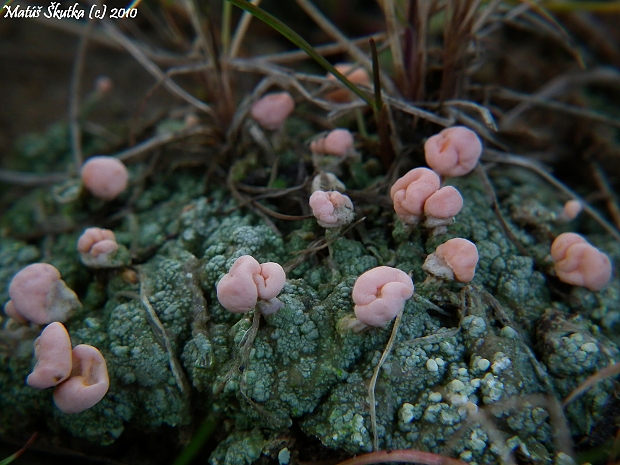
xmin=3 ymin=227 xmax=128 ymax=413
xmin=246 ymin=98 xmax=614 ymax=328
xmin=4 ymin=89 xmax=615 ymax=412
xmin=5 ymin=264 xmax=108 ymax=414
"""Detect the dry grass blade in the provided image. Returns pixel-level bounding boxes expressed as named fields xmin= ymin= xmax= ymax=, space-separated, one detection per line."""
xmin=294 ymin=0 xmax=399 ymax=97
xmin=498 ymin=88 xmax=620 ymax=129
xmin=0 ymin=433 xmax=38 ymax=465
xmin=383 ymin=95 xmax=453 ymax=126
xmin=334 ymin=449 xmax=468 ymax=465
xmin=563 ymin=362 xmax=620 ymax=407
xmin=0 ymin=170 xmax=69 ymax=186
xmin=482 ymin=149 xmax=620 ymax=242
xmin=229 ymin=0 xmax=262 ymax=58
xmin=138 ymin=271 xmax=191 ymax=396
xmin=254 ymin=32 xmax=387 ymax=64
xmin=503 ymin=6 xmax=583 ymax=68
xmin=68 ymin=22 xmax=94 ymax=172
xmin=368 ymin=309 xmax=403 ymax=451
xmin=406 ymin=0 xmax=431 ymax=101
xmin=591 ymin=162 xmax=620 ymax=231
xmin=377 ymin=0 xmax=406 ymax=91
xmin=115 ymin=125 xmax=214 ymax=163
xmin=439 ymin=0 xmax=479 ymax=101
xmin=99 ymin=19 xmax=216 ymax=118
xmin=474 ymin=164 xmax=532 ymax=258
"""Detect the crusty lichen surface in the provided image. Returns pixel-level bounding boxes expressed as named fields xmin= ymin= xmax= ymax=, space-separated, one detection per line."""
xmin=1 ymin=122 xmax=618 ymax=465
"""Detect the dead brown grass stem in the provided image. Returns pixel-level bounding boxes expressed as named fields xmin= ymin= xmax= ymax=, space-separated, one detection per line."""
xmin=115 ymin=125 xmax=214 ymax=163
xmin=482 ymin=149 xmax=620 ymax=243
xmin=255 ymin=32 xmax=387 ymax=64
xmin=99 ymin=19 xmax=216 ymax=119
xmin=368 ymin=309 xmax=403 ymax=451
xmin=31 ymin=16 xmax=189 ymax=67
xmin=334 ymin=449 xmax=468 ymax=465
xmin=439 ymin=0 xmax=479 ymax=101
xmin=591 ymin=162 xmax=620 ymax=231
xmin=378 ymin=0 xmax=406 ymax=93
xmin=294 ymin=0 xmax=399 ymax=97
xmin=68 ymin=21 xmax=93 ymax=172
xmin=229 ymin=0 xmax=263 ymax=58
xmin=499 ymin=67 xmax=620 ymax=129
xmin=0 ymin=170 xmax=69 ymax=186
xmin=563 ymin=362 xmax=620 ymax=408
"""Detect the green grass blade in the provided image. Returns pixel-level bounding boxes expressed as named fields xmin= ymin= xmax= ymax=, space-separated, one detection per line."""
xmin=225 ymin=0 xmax=376 ymax=110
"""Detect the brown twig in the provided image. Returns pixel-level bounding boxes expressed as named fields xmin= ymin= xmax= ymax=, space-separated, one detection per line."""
xmin=334 ymin=449 xmax=467 ymax=465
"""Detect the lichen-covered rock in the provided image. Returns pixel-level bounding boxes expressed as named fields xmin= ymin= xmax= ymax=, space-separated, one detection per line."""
xmin=1 ymin=122 xmax=618 ymax=465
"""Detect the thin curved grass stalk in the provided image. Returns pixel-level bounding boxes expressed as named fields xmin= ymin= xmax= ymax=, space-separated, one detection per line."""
xmin=368 ymin=309 xmax=403 ymax=451
xmin=0 ymin=433 xmax=38 ymax=465
xmin=138 ymin=273 xmax=191 ymax=396
xmin=500 ymin=67 xmax=620 ymax=129
xmin=116 ymin=126 xmax=214 ymax=163
xmin=503 ymin=7 xmax=583 ymax=68
xmin=226 ymin=0 xmax=377 ymax=110
xmin=482 ymin=149 xmax=620 ymax=242
xmin=0 ymin=170 xmax=69 ymax=186
xmin=442 ymin=100 xmax=498 ymax=130
xmin=517 ymin=0 xmax=585 ymax=68
xmin=474 ymin=164 xmax=532 ymax=258
xmin=543 ymin=1 xmax=620 ymax=13
xmin=99 ymin=19 xmax=216 ymax=118
xmin=498 ymin=87 xmax=620 ymax=129
xmin=334 ymin=449 xmax=468 ymax=465
xmin=563 ymin=362 xmax=620 ymax=407
xmin=591 ymin=162 xmax=620 ymax=231
xmin=69 ymin=21 xmax=93 ymax=172
xmin=254 ymin=32 xmax=387 ymax=64
xmin=383 ymin=95 xmax=454 ymax=126
xmin=229 ymin=0 xmax=262 ymax=58
xmin=378 ymin=0 xmax=406 ymax=92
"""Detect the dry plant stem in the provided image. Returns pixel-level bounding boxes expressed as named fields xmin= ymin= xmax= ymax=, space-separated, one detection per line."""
xmin=472 ymin=0 xmax=502 ymax=33
xmin=137 ymin=271 xmax=190 ymax=396
xmin=31 ymin=16 xmax=188 ymax=66
xmin=482 ymin=149 xmax=620 ymax=242
xmin=335 ymin=449 xmax=468 ymax=465
xmin=497 ymin=394 xmax=575 ymax=459
xmin=99 ymin=19 xmax=216 ymax=118
xmin=226 ymin=171 xmax=282 ymax=236
xmin=412 ymin=294 xmax=452 ymax=316
xmin=294 ymin=0 xmax=398 ymax=97
xmin=498 ymin=87 xmax=620 ymax=130
xmin=439 ymin=0 xmax=478 ymax=101
xmin=442 ymin=100 xmax=498 ymax=130
xmin=378 ymin=0 xmax=406 ymax=91
xmin=383 ymin=95 xmax=453 ymax=126
xmin=256 ymin=32 xmax=387 ymax=63
xmin=0 ymin=170 xmax=69 ymax=186
xmin=183 ymin=0 xmax=215 ymax=67
xmin=407 ymin=0 xmax=431 ymax=101
xmin=502 ymin=10 xmax=582 ymax=67
xmin=591 ymin=162 xmax=620 ymax=230
xmin=474 ymin=164 xmax=531 ymax=258
xmin=369 ymin=309 xmax=403 ymax=451
xmin=0 ymin=432 xmax=38 ymax=464
xmin=69 ymin=22 xmax=93 ymax=172
xmin=229 ymin=0 xmax=262 ymax=58
xmin=563 ymin=362 xmax=620 ymax=407
xmin=479 ymin=289 xmax=556 ymax=394
xmin=116 ymin=125 xmax=213 ymax=163
xmin=500 ymin=67 xmax=620 ymax=129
